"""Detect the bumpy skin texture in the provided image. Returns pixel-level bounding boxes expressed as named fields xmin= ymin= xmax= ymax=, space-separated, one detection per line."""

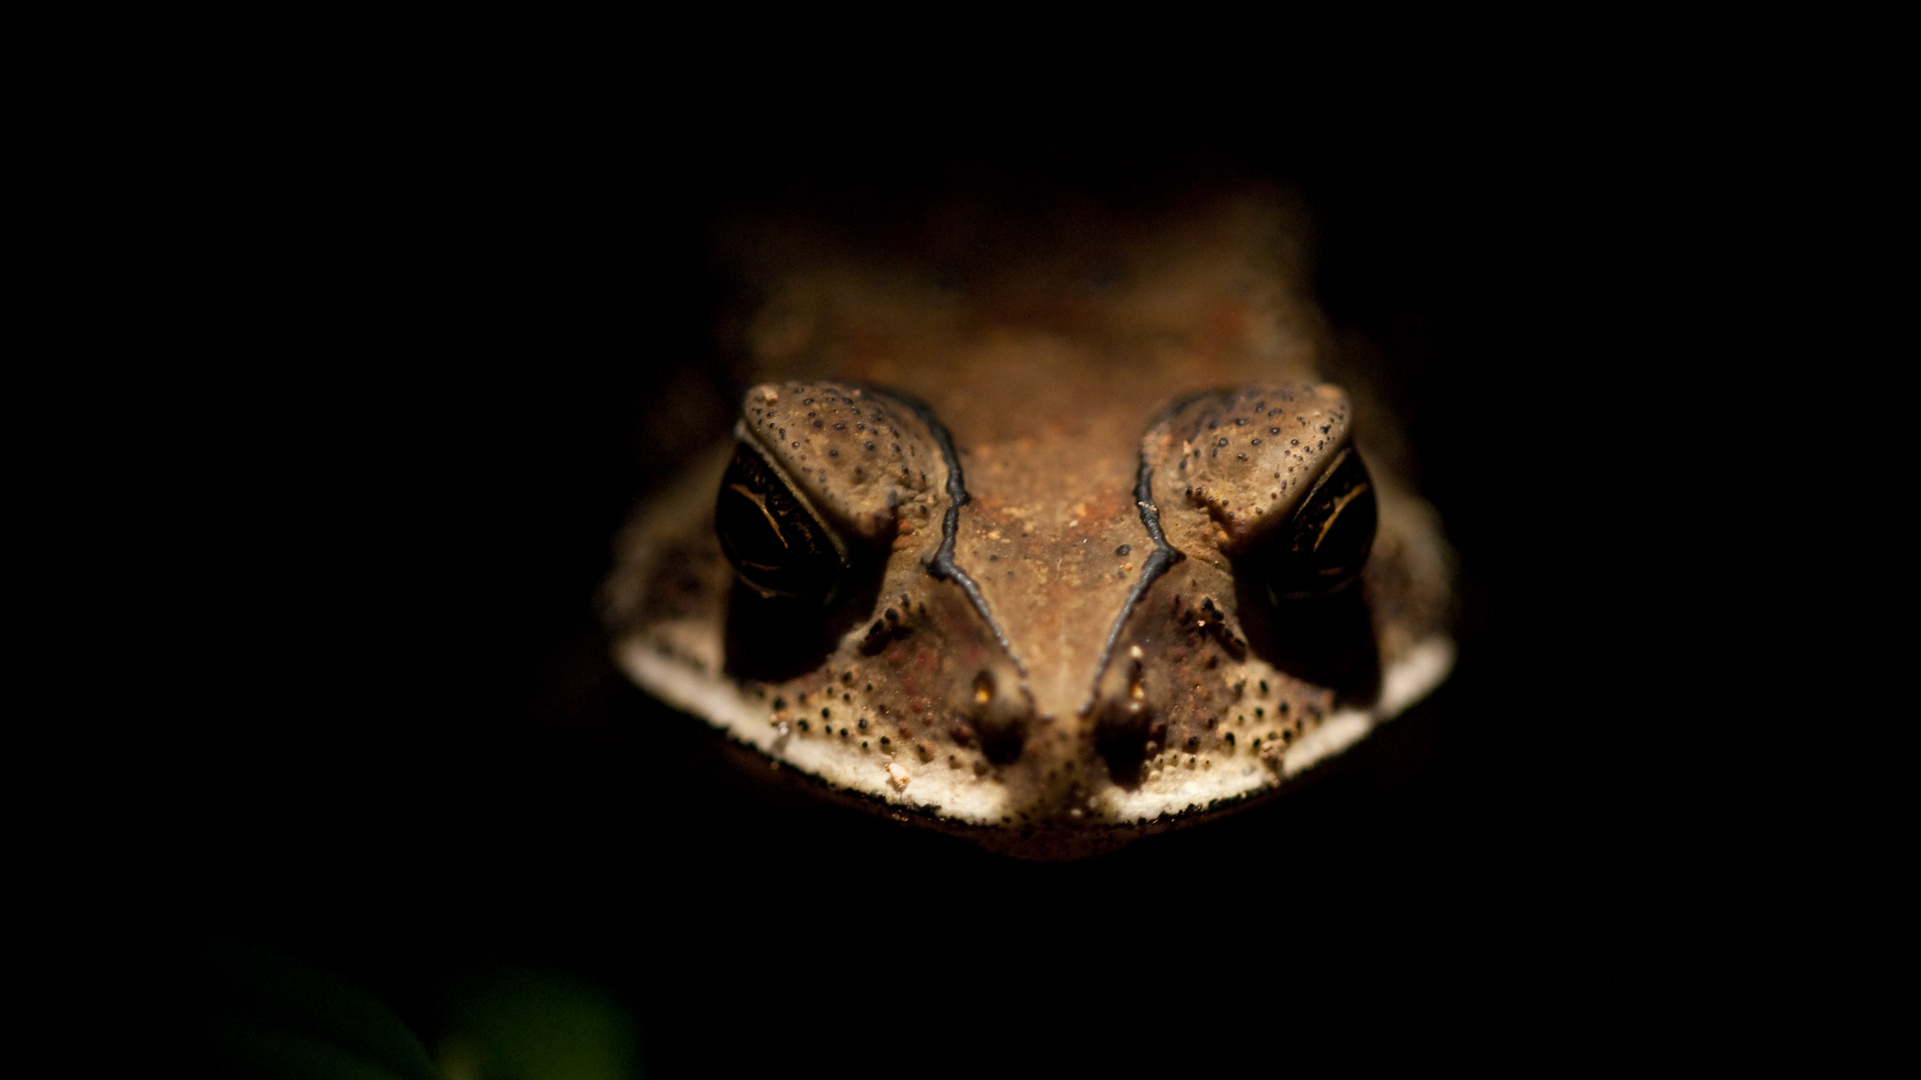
xmin=738 ymin=382 xmax=941 ymax=545
xmin=1151 ymin=384 xmax=1353 ymax=553
xmin=603 ymin=194 xmax=1455 ymax=859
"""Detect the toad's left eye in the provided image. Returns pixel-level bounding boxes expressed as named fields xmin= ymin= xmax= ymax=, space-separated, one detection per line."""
xmin=715 ymin=379 xmax=947 ymax=604
xmin=715 ymin=440 xmax=849 ymax=603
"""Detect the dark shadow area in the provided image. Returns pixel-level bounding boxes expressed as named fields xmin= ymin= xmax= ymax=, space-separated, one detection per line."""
xmin=1234 ymin=570 xmax=1385 ymax=704
xmin=977 ymin=716 xmax=1028 ymax=766
xmin=138 ymin=73 xmax=1728 ymax=1076
xmin=1093 ymin=727 xmax=1149 ymax=788
xmin=1092 ymin=700 xmax=1168 ymax=789
xmin=721 ymin=555 xmax=885 ymax=683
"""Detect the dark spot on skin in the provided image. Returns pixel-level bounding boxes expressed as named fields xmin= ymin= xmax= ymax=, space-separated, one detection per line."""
xmin=821 ymin=707 xmax=830 ymax=719
xmin=858 ymin=718 xmax=868 ymax=729
xmin=798 ymin=720 xmax=809 ymax=732
xmin=880 ymin=736 xmax=891 ymax=745
xmin=773 ymin=697 xmax=785 ymax=709
xmin=1095 ymin=704 xmax=1167 ymax=787
xmin=977 ymin=719 xmax=1025 ymax=765
xmin=1187 ymin=736 xmax=1200 ymax=749
xmin=1116 ymin=544 xmax=1131 ymax=556
xmin=834 ymin=422 xmax=845 ymax=430
xmin=841 ymin=728 xmax=848 ymax=737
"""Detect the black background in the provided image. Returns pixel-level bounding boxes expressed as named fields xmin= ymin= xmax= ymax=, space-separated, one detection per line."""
xmin=157 ymin=73 xmax=1715 ymax=1069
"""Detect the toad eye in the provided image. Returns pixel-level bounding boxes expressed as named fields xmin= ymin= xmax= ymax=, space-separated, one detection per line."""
xmin=714 ymin=379 xmax=947 ymax=605
xmin=1143 ymin=381 xmax=1376 ymax=600
xmin=715 ymin=441 xmax=848 ymax=603
xmin=1260 ymin=445 xmax=1375 ymax=601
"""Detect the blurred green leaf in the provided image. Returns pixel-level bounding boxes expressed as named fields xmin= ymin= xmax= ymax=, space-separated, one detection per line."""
xmin=435 ymin=970 xmax=638 ymax=1080
xmin=187 ymin=935 xmax=444 ymax=1080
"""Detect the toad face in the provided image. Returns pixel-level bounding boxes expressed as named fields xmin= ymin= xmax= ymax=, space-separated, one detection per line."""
xmin=603 ymin=195 xmax=1454 ymax=859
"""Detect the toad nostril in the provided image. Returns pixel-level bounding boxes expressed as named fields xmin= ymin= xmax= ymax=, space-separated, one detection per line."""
xmin=976 ymin=713 xmax=1026 ymax=764
xmin=1094 ymin=698 xmax=1168 ymax=789
xmin=966 ymin=666 xmax=1026 ymax=763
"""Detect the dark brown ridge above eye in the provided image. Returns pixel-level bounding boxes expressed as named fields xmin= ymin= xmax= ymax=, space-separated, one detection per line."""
xmin=1262 ymin=445 xmax=1376 ymax=602
xmin=715 ymin=440 xmax=848 ymax=603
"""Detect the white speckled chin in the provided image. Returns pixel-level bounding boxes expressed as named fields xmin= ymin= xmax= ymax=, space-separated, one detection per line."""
xmin=621 ymin=632 xmax=1015 ymax=825
xmin=621 ymin=629 xmax=1455 ymax=833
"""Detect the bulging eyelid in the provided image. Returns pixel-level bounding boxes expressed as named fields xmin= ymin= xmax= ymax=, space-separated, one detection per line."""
xmin=732 ymin=379 xmax=1019 ymax=668
xmin=1139 ymin=383 xmax=1355 ymax=554
xmin=734 ymin=380 xmax=946 ymax=545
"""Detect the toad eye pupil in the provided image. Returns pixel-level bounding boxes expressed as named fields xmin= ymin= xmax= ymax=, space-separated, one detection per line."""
xmin=714 ymin=442 xmax=847 ymax=603
xmin=1264 ymin=446 xmax=1377 ymax=602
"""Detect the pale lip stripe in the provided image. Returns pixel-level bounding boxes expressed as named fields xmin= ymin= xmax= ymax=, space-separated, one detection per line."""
xmin=623 ymin=627 xmax=1455 ymax=831
xmin=1091 ymin=636 xmax=1453 ymax=821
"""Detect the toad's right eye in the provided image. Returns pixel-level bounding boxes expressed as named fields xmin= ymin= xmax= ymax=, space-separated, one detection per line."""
xmin=715 ymin=440 xmax=849 ymax=604
xmin=1258 ymin=443 xmax=1375 ymax=602
xmin=1142 ymin=381 xmax=1367 ymax=584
